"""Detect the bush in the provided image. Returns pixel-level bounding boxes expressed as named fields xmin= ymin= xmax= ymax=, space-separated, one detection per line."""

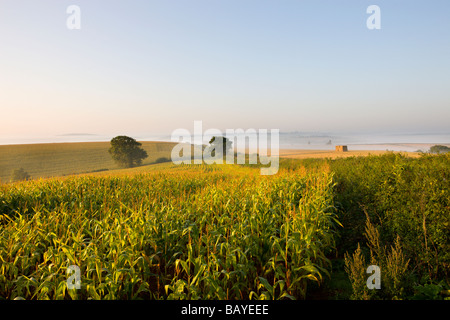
xmin=429 ymin=145 xmax=450 ymax=154
xmin=154 ymin=157 xmax=170 ymax=164
xmin=345 ymin=216 xmax=411 ymax=299
xmin=11 ymin=168 xmax=31 ymax=182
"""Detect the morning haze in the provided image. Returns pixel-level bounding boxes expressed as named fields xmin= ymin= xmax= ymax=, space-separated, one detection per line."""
xmin=1 ymin=0 xmax=449 ymax=141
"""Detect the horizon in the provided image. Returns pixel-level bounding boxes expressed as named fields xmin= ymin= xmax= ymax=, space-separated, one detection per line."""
xmin=1 ymin=1 xmax=450 ymax=141
xmin=1 ymin=131 xmax=450 ymax=153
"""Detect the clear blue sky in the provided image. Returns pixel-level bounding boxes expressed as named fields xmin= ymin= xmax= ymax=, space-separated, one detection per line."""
xmin=1 ymin=0 xmax=449 ymax=140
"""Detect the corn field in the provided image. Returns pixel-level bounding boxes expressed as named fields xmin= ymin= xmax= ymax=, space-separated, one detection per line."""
xmin=0 ymin=164 xmax=339 ymax=300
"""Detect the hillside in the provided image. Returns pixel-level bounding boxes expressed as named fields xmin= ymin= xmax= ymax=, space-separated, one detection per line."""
xmin=0 ymin=141 xmax=176 ymax=183
xmin=1 ymin=140 xmax=425 ymax=184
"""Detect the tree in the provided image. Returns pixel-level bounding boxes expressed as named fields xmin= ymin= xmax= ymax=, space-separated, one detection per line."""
xmin=208 ymin=136 xmax=233 ymax=158
xmin=429 ymin=145 xmax=450 ymax=154
xmin=108 ymin=136 xmax=148 ymax=168
xmin=11 ymin=168 xmax=31 ymax=182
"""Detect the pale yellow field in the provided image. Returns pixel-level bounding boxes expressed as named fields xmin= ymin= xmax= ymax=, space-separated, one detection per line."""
xmin=278 ymin=149 xmax=421 ymax=159
xmin=0 ymin=140 xmax=424 ymax=183
xmin=0 ymin=141 xmax=176 ymax=183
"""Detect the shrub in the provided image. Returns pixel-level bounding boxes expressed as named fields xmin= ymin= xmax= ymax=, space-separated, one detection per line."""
xmin=154 ymin=157 xmax=170 ymax=164
xmin=429 ymin=145 xmax=450 ymax=154
xmin=344 ymin=244 xmax=371 ymax=300
xmin=11 ymin=168 xmax=31 ymax=182
xmin=345 ymin=216 xmax=411 ymax=300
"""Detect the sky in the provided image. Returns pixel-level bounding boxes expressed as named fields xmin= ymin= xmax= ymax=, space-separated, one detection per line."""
xmin=1 ymin=0 xmax=449 ymax=142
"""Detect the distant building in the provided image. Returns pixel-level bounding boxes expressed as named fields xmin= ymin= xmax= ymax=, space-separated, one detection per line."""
xmin=336 ymin=145 xmax=348 ymax=152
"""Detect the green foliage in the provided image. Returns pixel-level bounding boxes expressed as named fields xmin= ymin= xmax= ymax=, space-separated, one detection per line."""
xmin=207 ymin=136 xmax=233 ymax=158
xmin=429 ymin=145 xmax=450 ymax=154
xmin=344 ymin=244 xmax=370 ymax=300
xmin=345 ymin=216 xmax=411 ymax=300
xmin=277 ymin=153 xmax=449 ymax=299
xmin=11 ymin=168 xmax=31 ymax=182
xmin=0 ymin=165 xmax=339 ymax=300
xmin=411 ymin=281 xmax=450 ymax=300
xmin=108 ymin=136 xmax=148 ymax=168
xmin=333 ymin=153 xmax=449 ymax=299
xmin=412 ymin=283 xmax=442 ymax=300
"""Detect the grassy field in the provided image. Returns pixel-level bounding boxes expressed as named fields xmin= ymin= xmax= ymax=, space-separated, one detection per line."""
xmin=0 ymin=141 xmax=176 ymax=183
xmin=0 ymin=142 xmax=448 ymax=300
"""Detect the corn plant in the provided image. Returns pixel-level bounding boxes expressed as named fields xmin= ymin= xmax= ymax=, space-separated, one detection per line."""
xmin=0 ymin=164 xmax=339 ymax=300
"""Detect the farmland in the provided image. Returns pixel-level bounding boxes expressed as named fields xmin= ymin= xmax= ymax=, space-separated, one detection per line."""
xmin=1 ymin=141 xmax=421 ymax=184
xmin=0 ymin=141 xmax=176 ymax=183
xmin=0 ymin=163 xmax=338 ymax=299
xmin=0 ymin=145 xmax=449 ymax=300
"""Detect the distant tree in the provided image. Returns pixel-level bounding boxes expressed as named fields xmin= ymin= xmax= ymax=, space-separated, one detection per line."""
xmin=11 ymin=168 xmax=31 ymax=182
xmin=108 ymin=136 xmax=148 ymax=168
xmin=208 ymin=136 xmax=233 ymax=158
xmin=429 ymin=145 xmax=450 ymax=154
xmin=154 ymin=157 xmax=170 ymax=164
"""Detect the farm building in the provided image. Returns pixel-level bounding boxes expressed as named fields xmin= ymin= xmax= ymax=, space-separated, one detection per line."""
xmin=335 ymin=145 xmax=348 ymax=152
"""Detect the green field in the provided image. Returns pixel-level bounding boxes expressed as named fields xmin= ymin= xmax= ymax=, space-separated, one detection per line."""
xmin=0 ymin=144 xmax=449 ymax=300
